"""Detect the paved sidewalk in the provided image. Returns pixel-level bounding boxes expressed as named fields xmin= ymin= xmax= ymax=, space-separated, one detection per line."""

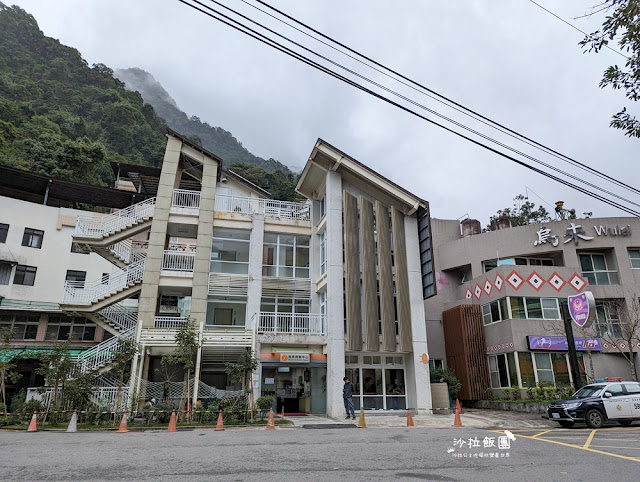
xmin=285 ymin=409 xmax=554 ymax=429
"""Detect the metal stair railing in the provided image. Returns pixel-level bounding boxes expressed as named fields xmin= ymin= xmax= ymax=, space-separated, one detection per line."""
xmin=77 ymin=327 xmax=136 ymax=373
xmin=75 ymin=197 xmax=156 ymax=238
xmin=108 ymin=239 xmax=147 ymax=265
xmin=97 ymin=304 xmax=138 ymax=331
xmin=63 ymin=259 xmax=145 ymax=305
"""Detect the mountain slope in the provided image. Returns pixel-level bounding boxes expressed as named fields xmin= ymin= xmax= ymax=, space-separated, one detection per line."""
xmin=114 ymin=68 xmax=294 ymax=175
xmin=0 ymin=3 xmax=167 ymax=186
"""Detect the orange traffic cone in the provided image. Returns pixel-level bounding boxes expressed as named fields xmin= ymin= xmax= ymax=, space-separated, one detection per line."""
xmin=215 ymin=410 xmax=224 ymax=431
xmin=406 ymin=408 xmax=415 ymax=427
xmin=167 ymin=410 xmax=177 ymax=432
xmin=117 ymin=411 xmax=129 ymax=433
xmin=453 ymin=399 xmax=463 ymax=427
xmin=27 ymin=411 xmax=38 ymax=432
xmin=266 ymin=407 xmax=276 ymax=430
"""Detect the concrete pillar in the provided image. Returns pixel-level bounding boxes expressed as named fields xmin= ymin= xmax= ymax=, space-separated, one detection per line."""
xmin=404 ymin=214 xmax=432 ymax=413
xmin=191 ymin=155 xmax=218 ymax=403
xmin=138 ymin=137 xmax=182 ymax=329
xmin=325 ymin=170 xmax=346 ymax=418
xmin=360 ymin=196 xmax=379 ymax=352
xmin=343 ymin=192 xmax=362 ymax=352
xmin=376 ymin=201 xmax=396 ymax=352
xmin=246 ymin=214 xmax=265 ymax=330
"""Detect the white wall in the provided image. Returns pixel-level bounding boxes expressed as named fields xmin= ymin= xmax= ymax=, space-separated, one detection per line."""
xmin=0 ymin=196 xmax=117 ymax=305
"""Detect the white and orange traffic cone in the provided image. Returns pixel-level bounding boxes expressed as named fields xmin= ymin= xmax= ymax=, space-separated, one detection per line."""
xmin=266 ymin=408 xmax=276 ymax=430
xmin=215 ymin=410 xmax=224 ymax=431
xmin=167 ymin=410 xmax=177 ymax=432
xmin=406 ymin=408 xmax=415 ymax=427
xmin=453 ymin=399 xmax=463 ymax=427
xmin=117 ymin=411 xmax=129 ymax=433
xmin=27 ymin=411 xmax=38 ymax=432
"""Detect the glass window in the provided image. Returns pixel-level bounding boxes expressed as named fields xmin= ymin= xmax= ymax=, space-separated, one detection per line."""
xmin=525 ymin=298 xmax=543 ymax=319
xmin=595 ymin=301 xmax=623 ymax=339
xmin=580 ymin=252 xmax=616 ymax=286
xmin=320 ymin=231 xmax=327 ymax=275
xmin=518 ymin=352 xmax=536 ymax=388
xmin=489 ymin=355 xmax=499 ymax=388
xmin=551 ymin=353 xmax=571 ymax=386
xmin=263 ymin=234 xmax=310 ymax=278
xmin=629 ymin=249 xmax=640 ymax=269
xmin=507 ymin=353 xmax=518 ymax=387
xmin=0 ymin=223 xmax=8 ymax=243
xmin=210 ymin=228 xmax=250 ymax=274
xmin=13 ymin=265 xmax=36 ymax=286
xmin=624 ymin=382 xmax=640 ymax=394
xmin=482 ymin=304 xmax=493 ymax=325
xmin=0 ymin=313 xmax=39 ymax=340
xmin=0 ymin=262 xmax=11 ymax=285
xmin=541 ymin=298 xmax=560 ymax=319
xmin=21 ymin=228 xmax=44 ymax=248
xmin=46 ymin=315 xmax=95 ymax=341
xmin=71 ymin=242 xmax=89 ymax=254
xmin=483 ymin=260 xmax=497 ymax=273
xmin=509 ymin=297 xmax=526 ymax=319
xmin=534 ymin=353 xmax=554 ymax=383
xmin=66 ymin=270 xmax=87 ymax=289
xmin=206 ymin=296 xmax=246 ymax=326
xmin=605 ymin=383 xmax=625 ymax=397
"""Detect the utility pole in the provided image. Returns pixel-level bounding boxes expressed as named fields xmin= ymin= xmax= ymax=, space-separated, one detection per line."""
xmin=560 ymin=300 xmax=583 ymax=390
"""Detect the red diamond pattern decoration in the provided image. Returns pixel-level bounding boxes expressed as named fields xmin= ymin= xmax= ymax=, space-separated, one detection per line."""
xmin=484 ymin=279 xmax=492 ymax=296
xmin=474 ymin=283 xmax=483 ymax=300
xmin=547 ymin=272 xmax=566 ymax=292
xmin=568 ymin=273 xmax=587 ymax=292
xmin=506 ymin=271 xmax=524 ymax=290
xmin=494 ymin=274 xmax=504 ymax=292
xmin=527 ymin=272 xmax=545 ymax=291
xmin=465 ymin=288 xmax=473 ymax=299
xmin=619 ymin=343 xmax=627 ymax=349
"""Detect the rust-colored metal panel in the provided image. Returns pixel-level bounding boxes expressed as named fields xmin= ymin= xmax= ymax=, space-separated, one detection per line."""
xmin=343 ymin=192 xmax=362 ymax=351
xmin=360 ymin=196 xmax=379 ymax=351
xmin=443 ymin=305 xmax=490 ymax=400
xmin=392 ymin=207 xmax=412 ymax=352
xmin=376 ymin=201 xmax=395 ymax=352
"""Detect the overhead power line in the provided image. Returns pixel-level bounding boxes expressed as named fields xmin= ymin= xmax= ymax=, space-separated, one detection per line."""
xmin=176 ymin=0 xmax=640 ymax=216
xmin=247 ymin=0 xmax=639 ymax=198
xmin=208 ymin=0 xmax=640 ymax=211
xmin=528 ymin=0 xmax=629 ymax=59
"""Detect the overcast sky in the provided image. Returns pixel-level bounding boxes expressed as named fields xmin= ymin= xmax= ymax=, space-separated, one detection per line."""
xmin=10 ymin=0 xmax=639 ymax=222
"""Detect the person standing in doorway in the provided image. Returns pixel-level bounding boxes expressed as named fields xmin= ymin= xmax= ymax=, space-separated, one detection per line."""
xmin=343 ymin=376 xmax=356 ymax=420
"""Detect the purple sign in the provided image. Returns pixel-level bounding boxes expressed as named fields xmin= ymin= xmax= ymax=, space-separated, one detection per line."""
xmin=527 ymin=336 xmax=602 ymax=352
xmin=568 ymin=292 xmax=595 ymax=328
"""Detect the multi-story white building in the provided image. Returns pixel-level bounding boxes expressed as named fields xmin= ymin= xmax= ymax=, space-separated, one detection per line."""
xmin=55 ymin=129 xmax=436 ymax=417
xmin=0 ymin=165 xmax=137 ymax=400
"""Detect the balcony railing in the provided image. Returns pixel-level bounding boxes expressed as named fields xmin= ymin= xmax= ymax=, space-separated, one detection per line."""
xmin=255 ymin=312 xmax=325 ymax=335
xmin=154 ymin=316 xmax=188 ymax=329
xmin=171 ymin=189 xmax=201 ymax=213
xmin=582 ymin=270 xmax=619 ymax=286
xmin=162 ymin=251 xmax=195 ymax=272
xmin=214 ymin=195 xmax=310 ymax=221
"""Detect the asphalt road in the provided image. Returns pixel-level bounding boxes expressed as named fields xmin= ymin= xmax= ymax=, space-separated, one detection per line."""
xmin=1 ymin=425 xmax=639 ymax=481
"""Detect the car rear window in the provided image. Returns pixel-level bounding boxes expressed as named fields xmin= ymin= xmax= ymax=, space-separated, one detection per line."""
xmin=624 ymin=382 xmax=640 ymax=394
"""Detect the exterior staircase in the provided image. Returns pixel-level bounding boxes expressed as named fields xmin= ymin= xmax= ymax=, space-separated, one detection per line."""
xmin=77 ymin=327 xmax=136 ymax=374
xmin=73 ymin=197 xmax=155 ymax=249
xmin=60 ymin=258 xmax=145 ymax=312
xmin=80 ymin=304 xmax=139 ymax=336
